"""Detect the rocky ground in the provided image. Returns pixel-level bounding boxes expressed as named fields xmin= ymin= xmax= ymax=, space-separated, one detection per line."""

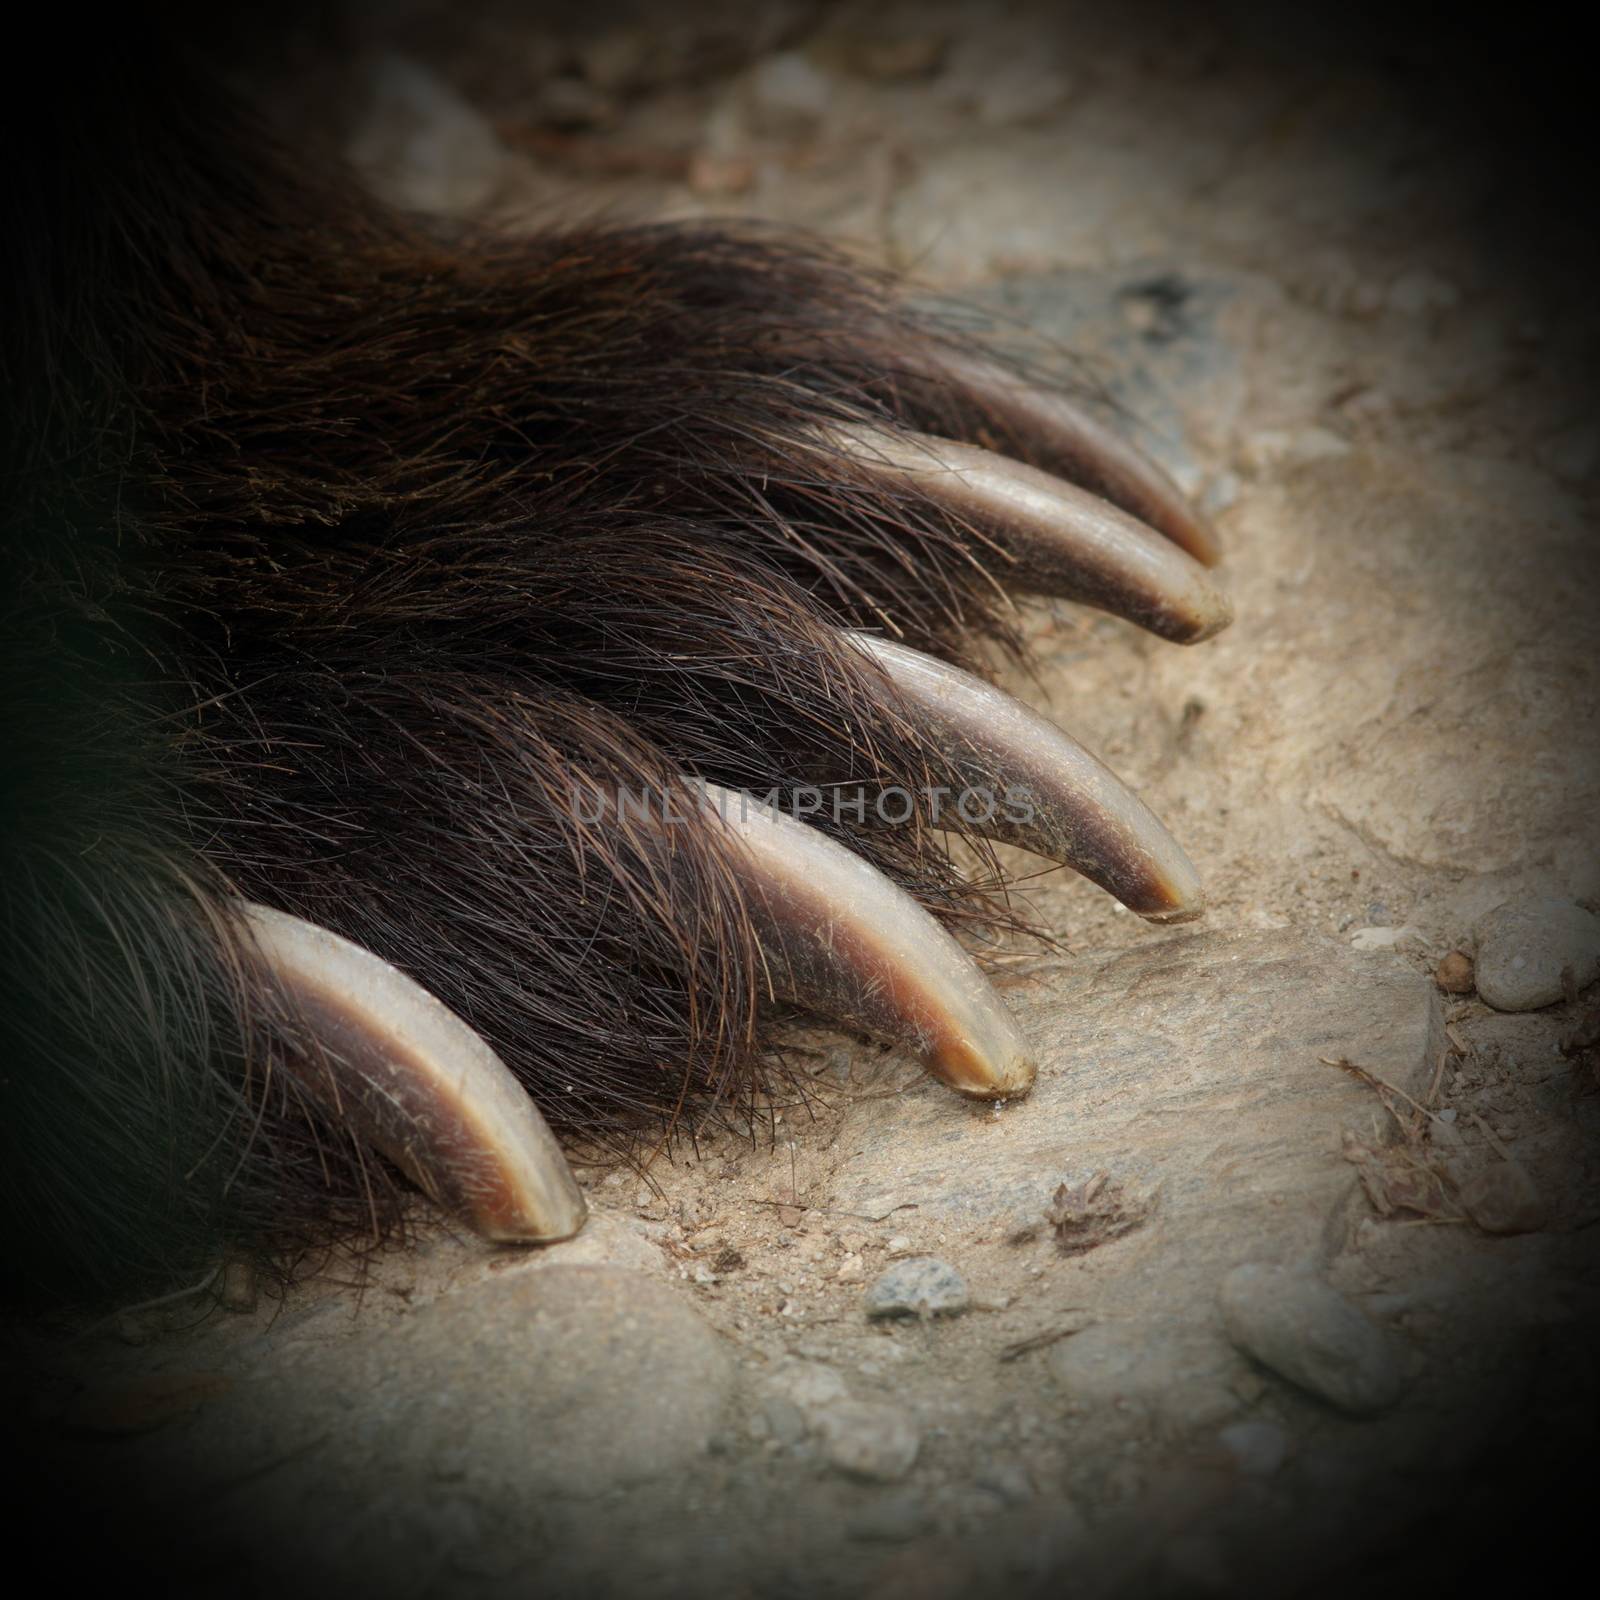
xmin=16 ymin=4 xmax=1598 ymax=1595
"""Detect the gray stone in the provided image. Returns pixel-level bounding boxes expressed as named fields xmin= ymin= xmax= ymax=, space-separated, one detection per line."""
xmin=346 ymin=55 xmax=508 ymax=216
xmin=1218 ymin=1419 xmax=1292 ymax=1476
xmin=973 ymin=1457 xmax=1036 ymax=1505
xmin=1219 ymin=1264 xmax=1406 ymax=1416
xmin=1475 ymin=896 xmax=1600 ymax=1011
xmin=813 ymin=1398 xmax=922 ymax=1482
xmin=218 ymin=1257 xmax=258 ymax=1314
xmin=1047 ymin=1320 xmax=1247 ymax=1432
xmin=746 ymin=51 xmax=832 ymax=135
xmin=864 ymin=1257 xmax=970 ymax=1319
xmin=760 ymin=1359 xmax=852 ymax=1448
xmin=759 ymin=1395 xmax=808 ymax=1448
xmin=768 ymin=1358 xmax=851 ymax=1414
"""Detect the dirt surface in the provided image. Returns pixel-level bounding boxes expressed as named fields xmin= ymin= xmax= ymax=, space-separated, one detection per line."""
xmin=15 ymin=4 xmax=1598 ymax=1595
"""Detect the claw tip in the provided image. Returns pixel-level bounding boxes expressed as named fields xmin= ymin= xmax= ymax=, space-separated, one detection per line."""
xmin=933 ymin=1042 xmax=1038 ymax=1100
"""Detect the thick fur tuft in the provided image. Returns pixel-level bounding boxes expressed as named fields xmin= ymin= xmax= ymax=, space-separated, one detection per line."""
xmin=2 ymin=21 xmax=1061 ymax=1301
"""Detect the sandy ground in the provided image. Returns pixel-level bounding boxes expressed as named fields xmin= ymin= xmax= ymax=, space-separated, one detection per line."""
xmin=17 ymin=4 xmax=1598 ymax=1595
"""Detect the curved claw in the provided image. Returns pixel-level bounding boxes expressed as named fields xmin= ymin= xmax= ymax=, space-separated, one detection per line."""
xmin=932 ymin=352 xmax=1223 ymax=566
xmin=698 ymin=784 xmax=1036 ymax=1099
xmin=847 ymin=632 xmax=1205 ymax=922
xmin=823 ymin=422 xmax=1232 ymax=644
xmin=240 ymin=902 xmax=587 ymax=1243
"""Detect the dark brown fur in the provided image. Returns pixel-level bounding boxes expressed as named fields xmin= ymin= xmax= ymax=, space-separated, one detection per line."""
xmin=2 ymin=18 xmax=1077 ymax=1302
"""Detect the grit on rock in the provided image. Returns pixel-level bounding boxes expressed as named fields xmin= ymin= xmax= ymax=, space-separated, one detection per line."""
xmin=24 ymin=3 xmax=1599 ymax=1596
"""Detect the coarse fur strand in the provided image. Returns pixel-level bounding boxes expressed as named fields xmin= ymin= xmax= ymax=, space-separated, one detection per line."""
xmin=2 ymin=20 xmax=1079 ymax=1304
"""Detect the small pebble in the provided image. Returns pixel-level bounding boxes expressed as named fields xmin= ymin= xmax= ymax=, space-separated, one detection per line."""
xmin=1434 ymin=951 xmax=1475 ymax=994
xmin=1219 ymin=1263 xmax=1406 ymax=1416
xmin=346 ymin=55 xmax=508 ymax=217
xmin=1218 ymin=1419 xmax=1292 ymax=1476
xmin=973 ymin=1457 xmax=1035 ymax=1505
xmin=219 ymin=1257 xmax=258 ymax=1313
xmin=1200 ymin=471 xmax=1241 ymax=517
xmin=814 ymin=1398 xmax=922 ymax=1482
xmin=1474 ymin=896 xmax=1600 ymax=1011
xmin=759 ymin=1395 xmax=807 ymax=1448
xmin=885 ymin=1234 xmax=914 ymax=1257
xmin=766 ymin=1360 xmax=848 ymax=1420
xmin=747 ymin=51 xmax=832 ymax=136
xmin=864 ymin=1257 xmax=970 ymax=1319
